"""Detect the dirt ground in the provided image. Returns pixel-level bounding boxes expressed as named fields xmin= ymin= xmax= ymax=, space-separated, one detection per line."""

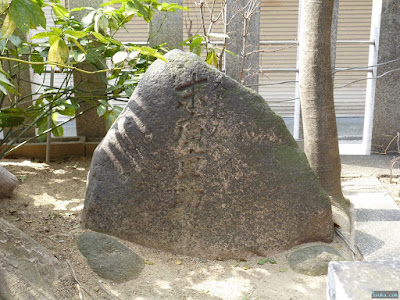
xmin=0 ymin=157 xmax=370 ymax=300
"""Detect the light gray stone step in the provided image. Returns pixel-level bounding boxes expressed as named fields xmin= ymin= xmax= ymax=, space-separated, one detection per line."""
xmin=342 ymin=177 xmax=400 ymax=261
xmin=327 ymin=261 xmax=400 ymax=300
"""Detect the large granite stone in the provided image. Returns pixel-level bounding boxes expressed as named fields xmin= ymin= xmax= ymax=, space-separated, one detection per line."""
xmin=0 ymin=218 xmax=71 ymax=299
xmin=82 ymin=50 xmax=333 ymax=259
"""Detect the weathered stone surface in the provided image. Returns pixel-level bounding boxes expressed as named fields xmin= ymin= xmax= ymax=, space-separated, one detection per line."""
xmin=77 ymin=231 xmax=144 ymax=282
xmin=82 ymin=49 xmax=333 ymax=259
xmin=0 ymin=218 xmax=71 ymax=300
xmin=0 ymin=166 xmax=17 ymax=199
xmin=327 ymin=261 xmax=400 ymax=300
xmin=289 ymin=245 xmax=344 ymax=276
xmin=372 ymin=0 xmax=400 ymax=152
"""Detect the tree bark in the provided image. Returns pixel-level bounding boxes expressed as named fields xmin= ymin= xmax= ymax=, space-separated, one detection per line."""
xmin=0 ymin=166 xmax=17 ymax=198
xmin=299 ymin=0 xmax=348 ymax=211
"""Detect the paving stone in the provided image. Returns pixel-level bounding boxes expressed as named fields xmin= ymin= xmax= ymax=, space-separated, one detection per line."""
xmin=342 ymin=177 xmax=400 ymax=261
xmin=327 ymin=261 xmax=400 ymax=300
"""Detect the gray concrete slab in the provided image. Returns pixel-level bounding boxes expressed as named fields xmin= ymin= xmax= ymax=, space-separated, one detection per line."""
xmin=341 ymin=154 xmax=400 ymax=178
xmin=327 ymin=261 xmax=400 ymax=300
xmin=342 ymin=177 xmax=400 ymax=261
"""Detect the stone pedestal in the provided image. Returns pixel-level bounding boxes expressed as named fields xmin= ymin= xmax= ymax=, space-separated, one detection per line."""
xmin=70 ymin=0 xmax=107 ymax=139
xmin=372 ymin=1 xmax=400 ymax=152
xmin=226 ymin=0 xmax=260 ymax=91
xmin=149 ymin=0 xmax=183 ymax=49
xmin=73 ymin=64 xmax=107 ymax=139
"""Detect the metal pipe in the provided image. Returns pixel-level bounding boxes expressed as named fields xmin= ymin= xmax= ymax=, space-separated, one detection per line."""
xmin=45 ymin=68 xmax=55 ymax=164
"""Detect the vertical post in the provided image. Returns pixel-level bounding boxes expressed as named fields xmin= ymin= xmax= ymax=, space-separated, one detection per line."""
xmin=370 ymin=0 xmax=400 ymax=154
xmin=46 ymin=68 xmax=55 ymax=164
xmin=362 ymin=0 xmax=382 ymax=155
xmin=149 ymin=0 xmax=183 ymax=49
xmin=225 ymin=0 xmax=260 ymax=91
xmin=293 ymin=0 xmax=303 ymax=140
xmin=70 ymin=0 xmax=108 ymax=140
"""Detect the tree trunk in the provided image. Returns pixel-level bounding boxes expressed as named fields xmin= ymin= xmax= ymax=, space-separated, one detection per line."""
xmin=298 ymin=0 xmax=348 ymax=211
xmin=0 ymin=166 xmax=17 ymax=198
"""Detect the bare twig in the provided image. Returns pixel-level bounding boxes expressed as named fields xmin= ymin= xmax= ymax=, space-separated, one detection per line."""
xmin=67 ymin=259 xmax=96 ymax=300
xmin=334 ymin=227 xmax=364 ymax=260
xmin=33 ymin=232 xmax=58 ymax=243
xmin=0 ymin=56 xmax=110 ymax=75
xmin=199 ymin=0 xmax=209 ymax=53
xmin=76 ymin=284 xmax=84 ymax=300
xmin=389 ymin=132 xmax=400 ymax=183
xmin=98 ymin=283 xmax=123 ymax=300
xmin=239 ymin=0 xmax=259 ymax=84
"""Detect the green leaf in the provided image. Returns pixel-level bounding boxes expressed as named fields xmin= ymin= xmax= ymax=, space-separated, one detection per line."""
xmin=101 ymin=0 xmax=122 ymax=6
xmin=10 ymin=0 xmax=46 ymax=33
xmin=70 ymin=7 xmax=94 ymax=12
xmin=131 ymin=0 xmax=150 ymax=22
xmin=8 ymin=33 xmax=21 ymax=47
xmin=144 ymin=260 xmax=154 ymax=265
xmin=0 ymin=0 xmax=9 ymax=15
xmin=206 ymin=49 xmax=218 ymax=68
xmin=112 ymin=105 xmax=123 ymax=114
xmin=73 ymin=51 xmax=86 ymax=63
xmin=1 ymin=13 xmax=16 ymax=39
xmin=97 ymin=104 xmax=107 ymax=117
xmin=48 ymin=38 xmax=69 ymax=66
xmin=50 ymin=27 xmax=62 ymax=35
xmin=268 ymin=257 xmax=277 ymax=264
xmin=0 ymin=107 xmax=25 ymax=127
xmin=31 ymin=31 xmax=56 ymax=39
xmin=52 ymin=3 xmax=69 ymax=19
xmin=0 ymin=70 xmax=12 ymax=85
xmin=51 ymin=123 xmax=63 ymax=136
xmin=124 ymin=1 xmax=138 ymax=18
xmin=58 ymin=107 xmax=75 ymax=116
xmin=50 ymin=112 xmax=64 ymax=137
xmin=69 ymin=38 xmax=86 ymax=53
xmin=49 ymin=35 xmax=61 ymax=45
xmin=64 ymin=29 xmax=87 ymax=39
xmin=280 ymin=268 xmax=288 ymax=272
xmin=96 ymin=13 xmax=109 ymax=33
xmin=190 ymin=36 xmax=203 ymax=51
xmin=30 ymin=53 xmax=44 ymax=74
xmin=130 ymin=46 xmax=165 ymax=62
xmin=112 ymin=51 xmax=127 ymax=64
xmin=81 ymin=10 xmax=96 ymax=27
xmin=257 ymin=258 xmax=268 ymax=265
xmin=159 ymin=2 xmax=188 ymax=12
xmin=91 ymin=31 xmax=108 ymax=43
xmin=98 ymin=99 xmax=111 ymax=107
xmin=224 ymin=49 xmax=236 ymax=56
xmin=207 ymin=33 xmax=228 ymax=39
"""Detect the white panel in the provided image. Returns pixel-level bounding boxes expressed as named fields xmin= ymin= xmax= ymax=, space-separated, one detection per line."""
xmin=258 ymin=0 xmax=372 ymax=118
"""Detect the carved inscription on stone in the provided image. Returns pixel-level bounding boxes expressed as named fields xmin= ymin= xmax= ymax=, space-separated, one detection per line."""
xmin=174 ymin=73 xmax=208 ymax=212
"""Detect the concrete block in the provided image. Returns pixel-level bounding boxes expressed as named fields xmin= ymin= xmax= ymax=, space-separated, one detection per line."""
xmin=342 ymin=177 xmax=400 ymax=261
xmin=327 ymin=261 xmax=400 ymax=300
